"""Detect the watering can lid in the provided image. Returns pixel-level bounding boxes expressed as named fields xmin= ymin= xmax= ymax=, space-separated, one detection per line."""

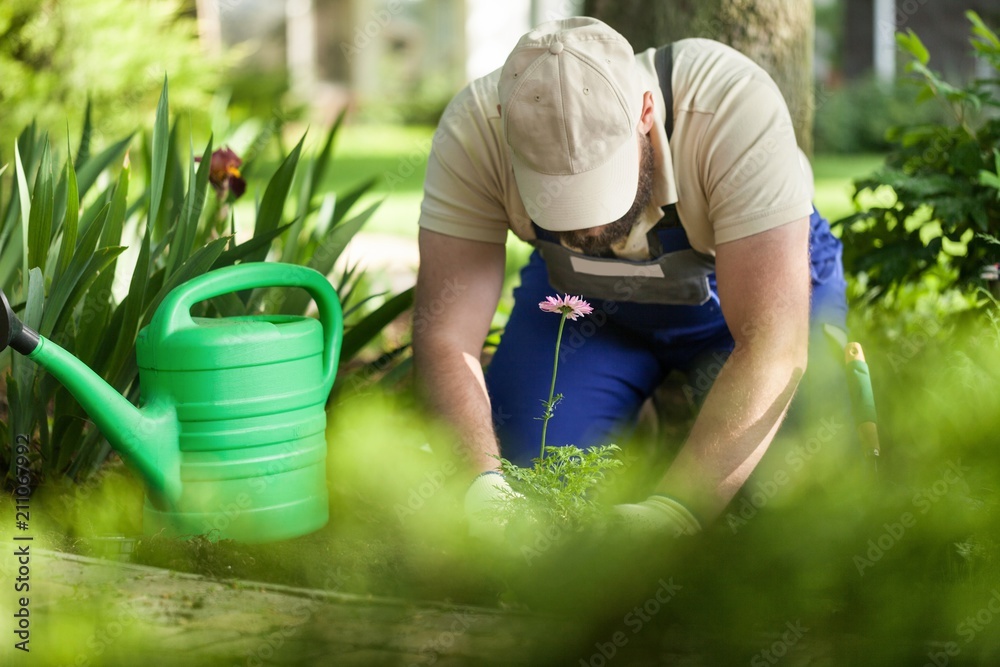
xmin=136 ymin=314 xmax=325 ymax=371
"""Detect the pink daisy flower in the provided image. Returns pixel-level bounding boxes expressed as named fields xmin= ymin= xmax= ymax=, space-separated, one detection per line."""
xmin=538 ymin=294 xmax=594 ymax=321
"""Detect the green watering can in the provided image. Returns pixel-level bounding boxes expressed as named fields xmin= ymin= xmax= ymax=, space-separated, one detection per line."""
xmin=0 ymin=263 xmax=343 ymax=543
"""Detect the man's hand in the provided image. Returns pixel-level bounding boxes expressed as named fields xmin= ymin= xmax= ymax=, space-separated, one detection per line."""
xmin=463 ymin=472 xmax=524 ymax=542
xmin=612 ymin=495 xmax=702 ymax=538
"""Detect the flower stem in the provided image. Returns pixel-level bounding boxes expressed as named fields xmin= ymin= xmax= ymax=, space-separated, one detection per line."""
xmin=540 ymin=313 xmax=567 ymax=459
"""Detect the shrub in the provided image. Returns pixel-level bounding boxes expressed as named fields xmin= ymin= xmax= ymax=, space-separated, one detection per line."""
xmin=834 ymin=11 xmax=1000 ymax=312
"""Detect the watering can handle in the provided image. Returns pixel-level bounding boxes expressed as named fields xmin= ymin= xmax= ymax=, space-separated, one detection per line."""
xmin=151 ymin=264 xmax=344 ymax=394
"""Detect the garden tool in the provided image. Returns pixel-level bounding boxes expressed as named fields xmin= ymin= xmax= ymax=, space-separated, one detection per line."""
xmin=824 ymin=324 xmax=881 ymax=472
xmin=0 ymin=263 xmax=343 ymax=543
xmin=845 ymin=342 xmax=880 ymax=471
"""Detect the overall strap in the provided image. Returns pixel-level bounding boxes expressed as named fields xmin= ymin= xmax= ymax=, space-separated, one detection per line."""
xmin=651 ymin=43 xmax=682 ymax=250
xmin=654 ymin=43 xmax=675 ymax=141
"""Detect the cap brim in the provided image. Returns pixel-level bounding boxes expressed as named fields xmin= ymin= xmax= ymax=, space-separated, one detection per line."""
xmin=512 ymin=129 xmax=640 ymax=232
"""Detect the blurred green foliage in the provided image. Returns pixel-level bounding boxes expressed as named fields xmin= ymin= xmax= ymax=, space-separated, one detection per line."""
xmin=0 ymin=0 xmax=218 ymax=145
xmin=814 ymin=76 xmax=949 ymax=154
xmin=8 ymin=305 xmax=999 ymax=665
xmin=501 ymin=445 xmax=624 ymax=532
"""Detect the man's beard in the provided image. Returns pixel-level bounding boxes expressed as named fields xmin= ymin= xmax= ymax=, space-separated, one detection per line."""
xmin=559 ymin=133 xmax=655 ymax=257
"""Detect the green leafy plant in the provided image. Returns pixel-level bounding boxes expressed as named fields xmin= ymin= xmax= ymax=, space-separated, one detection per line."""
xmin=0 ymin=80 xmax=413 ymax=487
xmin=501 ymin=444 xmax=624 ymax=531
xmin=496 ymin=294 xmax=622 ymax=531
xmin=835 ymin=11 xmax=1000 ymax=306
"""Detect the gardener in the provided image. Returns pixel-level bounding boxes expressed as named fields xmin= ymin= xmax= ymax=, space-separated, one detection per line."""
xmin=413 ymin=17 xmax=847 ymax=538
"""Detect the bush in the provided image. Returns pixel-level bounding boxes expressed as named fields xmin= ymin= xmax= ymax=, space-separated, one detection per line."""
xmin=834 ymin=11 xmax=1000 ymax=313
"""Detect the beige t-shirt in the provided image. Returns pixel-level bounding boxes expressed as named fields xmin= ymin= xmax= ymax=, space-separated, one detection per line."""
xmin=418 ymin=38 xmax=813 ymax=259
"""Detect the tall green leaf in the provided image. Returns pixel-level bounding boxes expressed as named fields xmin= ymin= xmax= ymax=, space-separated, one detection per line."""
xmin=148 ymin=76 xmax=170 ymax=232
xmin=276 ymin=200 xmax=380 ymax=317
xmin=244 ymin=134 xmax=306 ymax=264
xmin=78 ymin=163 xmax=130 ymax=360
xmin=340 ymin=287 xmax=415 ymax=361
xmin=167 ymin=137 xmax=213 ymax=277
xmin=9 ymin=268 xmax=45 ymax=453
xmin=282 ymin=114 xmax=346 ymax=264
xmin=27 ymin=141 xmax=54 ymax=274
xmin=309 ymin=200 xmax=382 ymax=276
xmin=76 ymin=97 xmax=94 ymax=170
xmin=14 ymin=142 xmax=32 ymax=296
xmin=307 ymin=109 xmax=345 ymax=207
xmin=55 ymin=148 xmax=80 ymax=280
xmin=76 ymin=134 xmax=133 ymax=201
xmin=142 ymin=236 xmax=229 ymax=327
xmin=212 ymin=222 xmax=295 ymax=270
xmin=328 ymin=177 xmax=379 ymax=230
xmin=40 ymin=246 xmax=126 ymax=339
xmin=105 ymin=225 xmax=151 ymax=380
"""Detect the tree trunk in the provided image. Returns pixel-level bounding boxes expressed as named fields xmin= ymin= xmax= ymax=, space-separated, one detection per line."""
xmin=584 ymin=0 xmax=815 ymax=156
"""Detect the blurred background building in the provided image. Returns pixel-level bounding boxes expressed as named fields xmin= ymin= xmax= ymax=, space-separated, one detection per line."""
xmin=194 ymin=0 xmax=585 ymax=124
xmin=193 ymin=0 xmax=997 ymax=124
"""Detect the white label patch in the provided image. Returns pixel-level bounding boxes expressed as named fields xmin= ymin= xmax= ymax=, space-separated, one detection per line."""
xmin=568 ymin=256 xmax=666 ymax=278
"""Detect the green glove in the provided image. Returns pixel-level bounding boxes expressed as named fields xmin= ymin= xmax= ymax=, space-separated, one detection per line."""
xmin=463 ymin=472 xmax=523 ymax=541
xmin=612 ymin=495 xmax=702 ymax=538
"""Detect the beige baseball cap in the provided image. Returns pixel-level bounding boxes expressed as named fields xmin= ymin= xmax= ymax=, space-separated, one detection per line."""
xmin=498 ymin=17 xmax=644 ymax=232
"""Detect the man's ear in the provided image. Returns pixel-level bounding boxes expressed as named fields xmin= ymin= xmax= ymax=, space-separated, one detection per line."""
xmin=638 ymin=91 xmax=655 ymax=134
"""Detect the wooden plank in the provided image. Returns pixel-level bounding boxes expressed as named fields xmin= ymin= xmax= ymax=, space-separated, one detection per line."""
xmin=17 ymin=549 xmax=580 ymax=666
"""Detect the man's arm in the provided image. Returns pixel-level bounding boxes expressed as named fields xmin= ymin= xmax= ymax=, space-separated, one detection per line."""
xmin=656 ymin=217 xmax=811 ymax=522
xmin=413 ymin=228 xmax=507 ymax=473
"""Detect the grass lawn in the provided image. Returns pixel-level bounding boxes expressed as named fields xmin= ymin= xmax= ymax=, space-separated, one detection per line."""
xmin=813 ymin=153 xmax=887 ymax=223
xmin=322 ymin=124 xmax=434 ymax=238
xmin=322 ymin=123 xmax=885 ymax=238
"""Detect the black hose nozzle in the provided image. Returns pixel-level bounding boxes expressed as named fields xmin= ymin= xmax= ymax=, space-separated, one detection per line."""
xmin=0 ymin=290 xmax=40 ymax=355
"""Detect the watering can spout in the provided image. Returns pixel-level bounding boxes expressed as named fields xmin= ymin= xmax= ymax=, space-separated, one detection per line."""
xmin=0 ymin=290 xmax=181 ymax=507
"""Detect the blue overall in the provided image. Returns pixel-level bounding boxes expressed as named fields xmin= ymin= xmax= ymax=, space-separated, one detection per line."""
xmin=484 ymin=209 xmax=848 ymax=466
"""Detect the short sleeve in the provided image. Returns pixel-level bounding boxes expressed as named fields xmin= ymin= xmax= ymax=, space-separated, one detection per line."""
xmin=418 ymin=83 xmax=511 ymax=245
